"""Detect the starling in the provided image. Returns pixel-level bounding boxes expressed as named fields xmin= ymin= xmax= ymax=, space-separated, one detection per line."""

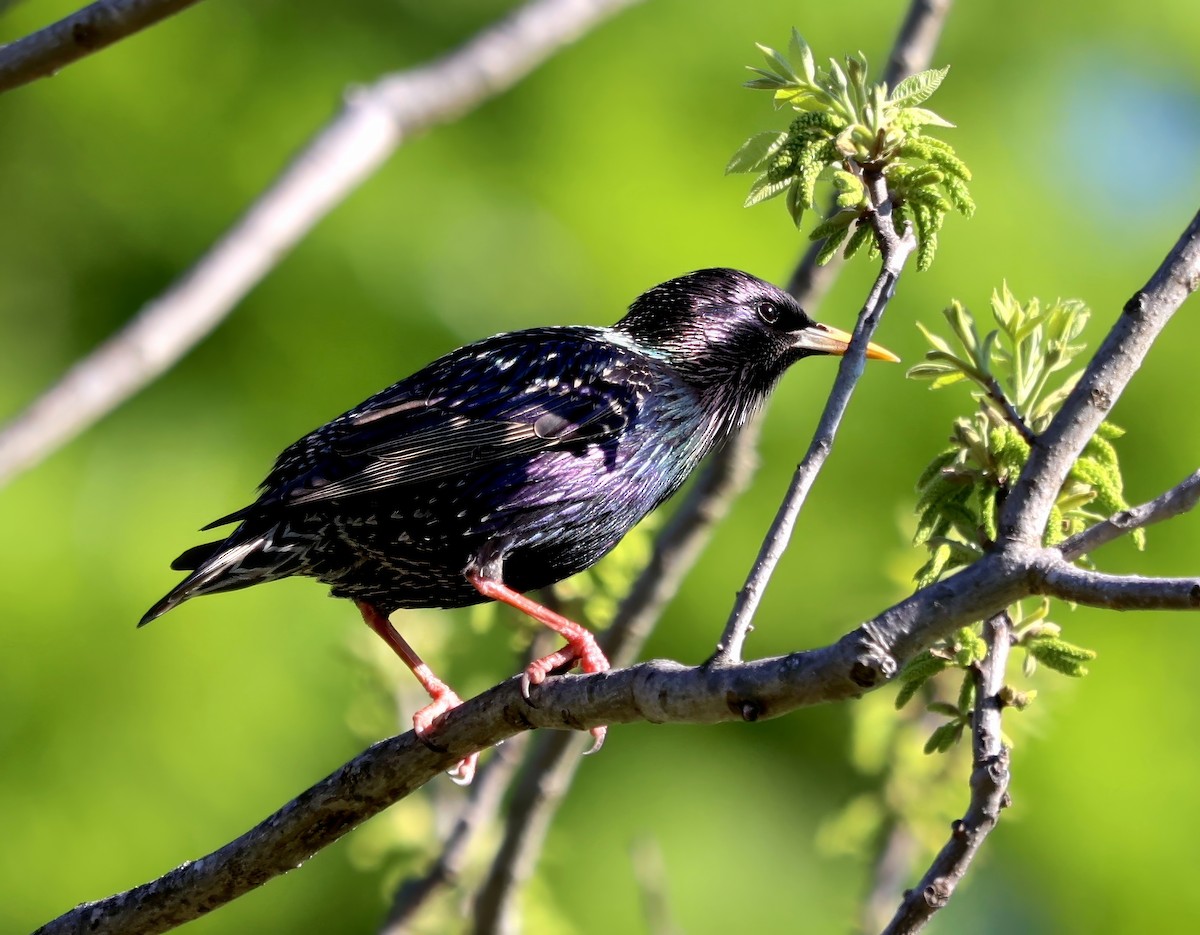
xmin=141 ymin=268 xmax=897 ymax=782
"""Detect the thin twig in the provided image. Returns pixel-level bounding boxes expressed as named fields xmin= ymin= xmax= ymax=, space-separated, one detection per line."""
xmin=630 ymin=837 xmax=683 ymax=935
xmin=881 ymin=612 xmax=1012 ymax=935
xmin=1059 ymin=469 xmax=1200 ymax=561
xmin=470 ymin=731 xmax=591 ymax=935
xmin=713 ymin=176 xmax=917 ymax=665
xmin=0 ymin=0 xmax=643 ymax=490
xmin=0 ymin=0 xmax=204 ymax=94
xmin=982 ymin=374 xmax=1036 ymax=445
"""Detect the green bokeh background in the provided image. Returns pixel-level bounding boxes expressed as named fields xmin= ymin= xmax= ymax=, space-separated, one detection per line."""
xmin=3 ymin=1 xmax=1198 ymax=932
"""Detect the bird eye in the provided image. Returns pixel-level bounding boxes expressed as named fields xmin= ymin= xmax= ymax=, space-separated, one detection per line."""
xmin=756 ymin=301 xmax=780 ymax=325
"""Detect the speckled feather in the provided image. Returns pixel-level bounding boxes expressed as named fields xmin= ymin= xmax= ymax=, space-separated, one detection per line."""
xmin=141 ymin=269 xmax=846 ymax=624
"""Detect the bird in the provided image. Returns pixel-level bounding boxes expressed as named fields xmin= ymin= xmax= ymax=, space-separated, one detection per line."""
xmin=141 ymin=268 xmax=897 ymax=782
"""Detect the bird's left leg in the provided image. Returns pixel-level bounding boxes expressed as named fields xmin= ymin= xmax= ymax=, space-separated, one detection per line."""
xmin=356 ymin=600 xmax=477 ymax=784
xmin=466 ymin=571 xmax=608 ymax=753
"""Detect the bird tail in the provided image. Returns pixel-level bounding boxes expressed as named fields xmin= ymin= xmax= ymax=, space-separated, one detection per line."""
xmin=139 ymin=525 xmax=307 ymax=627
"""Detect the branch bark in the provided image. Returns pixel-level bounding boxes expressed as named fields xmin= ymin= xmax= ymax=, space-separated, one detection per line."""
xmin=881 ymin=612 xmax=1012 ymax=935
xmin=998 ymin=211 xmax=1200 ymax=545
xmin=713 ymin=176 xmax=917 ymax=665
xmin=0 ymin=0 xmax=204 ymax=94
xmin=1059 ymin=469 xmax=1200 ymax=560
xmin=0 ymin=0 xmax=643 ymax=490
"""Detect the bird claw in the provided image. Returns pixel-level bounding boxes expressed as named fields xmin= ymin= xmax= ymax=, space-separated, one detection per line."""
xmin=521 ymin=634 xmax=610 ymax=699
xmin=413 ymin=689 xmax=476 ymax=785
xmin=447 ymin=753 xmax=479 ymax=785
xmin=583 ymin=724 xmax=606 ymax=756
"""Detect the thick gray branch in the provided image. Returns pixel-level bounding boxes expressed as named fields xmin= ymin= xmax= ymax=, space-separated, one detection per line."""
xmin=34 ymin=532 xmax=1046 ymax=935
xmin=0 ymin=0 xmax=642 ymax=490
xmin=999 ymin=210 xmax=1200 ymax=544
xmin=0 ymin=0 xmax=204 ymax=94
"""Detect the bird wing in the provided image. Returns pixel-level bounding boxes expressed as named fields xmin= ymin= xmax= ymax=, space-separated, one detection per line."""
xmin=215 ymin=328 xmax=647 ymax=519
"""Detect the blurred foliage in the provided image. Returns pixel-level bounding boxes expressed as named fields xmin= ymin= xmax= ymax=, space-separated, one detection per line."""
xmin=726 ymin=29 xmax=973 ymax=269
xmin=3 ymin=2 xmax=1200 ymax=934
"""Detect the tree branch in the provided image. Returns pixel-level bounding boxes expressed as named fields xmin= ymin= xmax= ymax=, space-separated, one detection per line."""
xmin=1033 ymin=561 xmax=1200 ymax=611
xmin=713 ymin=178 xmax=917 ymax=665
xmin=1059 ymin=469 xmax=1200 ymax=561
xmin=34 ymin=530 xmax=1044 ymax=935
xmin=0 ymin=0 xmax=643 ymax=490
xmin=0 ymin=0 xmax=204 ymax=95
xmin=881 ymin=612 xmax=1012 ymax=935
xmin=998 ymin=209 xmax=1200 ymax=545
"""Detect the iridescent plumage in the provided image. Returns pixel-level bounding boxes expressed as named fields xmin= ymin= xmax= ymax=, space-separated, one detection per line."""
xmin=142 ymin=268 xmax=896 ymax=781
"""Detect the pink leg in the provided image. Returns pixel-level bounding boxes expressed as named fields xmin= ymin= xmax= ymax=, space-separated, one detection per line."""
xmin=467 ymin=572 xmax=608 ymax=754
xmin=356 ymin=600 xmax=477 ymax=784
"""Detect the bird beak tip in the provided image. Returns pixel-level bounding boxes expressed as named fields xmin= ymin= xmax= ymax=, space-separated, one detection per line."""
xmin=866 ymin=344 xmax=901 ymax=363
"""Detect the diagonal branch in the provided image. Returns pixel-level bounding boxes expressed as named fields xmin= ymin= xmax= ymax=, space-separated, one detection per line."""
xmin=998 ymin=210 xmax=1200 ymax=545
xmin=0 ymin=0 xmax=643 ymax=490
xmin=1059 ymin=469 xmax=1200 ymax=560
xmin=0 ymin=0 xmax=205 ymax=94
xmin=881 ymin=612 xmax=1012 ymax=935
xmin=713 ymin=177 xmax=917 ymax=665
xmin=34 ymin=513 xmax=1044 ymax=935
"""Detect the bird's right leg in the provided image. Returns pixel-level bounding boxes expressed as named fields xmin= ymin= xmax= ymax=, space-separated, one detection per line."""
xmin=356 ymin=600 xmax=477 ymax=785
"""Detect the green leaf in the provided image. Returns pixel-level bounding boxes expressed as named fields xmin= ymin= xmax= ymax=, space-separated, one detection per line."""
xmin=726 ymin=131 xmax=789 ymax=175
xmin=890 ymin=67 xmax=949 ymax=107
xmin=814 ymin=224 xmax=852 ymax=265
xmin=899 ymin=106 xmax=956 ymax=128
xmin=788 ymin=28 xmax=816 ymax=82
xmin=924 ymin=720 xmax=964 ymax=754
xmin=744 ymin=173 xmax=793 ymax=207
xmin=785 ymin=180 xmax=805 ymax=227
xmin=756 ymin=43 xmax=798 ymax=81
xmin=842 ymin=221 xmax=873 ymax=259
xmin=1026 ymin=636 xmax=1097 ymax=677
xmin=895 ymin=651 xmax=952 ymax=708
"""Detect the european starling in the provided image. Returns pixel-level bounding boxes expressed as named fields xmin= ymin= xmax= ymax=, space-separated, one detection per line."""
xmin=141 ymin=268 xmax=897 ymax=782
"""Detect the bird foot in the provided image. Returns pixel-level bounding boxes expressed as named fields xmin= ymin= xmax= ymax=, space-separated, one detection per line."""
xmin=520 ymin=631 xmax=610 ymax=699
xmin=413 ymin=688 xmax=477 ymax=785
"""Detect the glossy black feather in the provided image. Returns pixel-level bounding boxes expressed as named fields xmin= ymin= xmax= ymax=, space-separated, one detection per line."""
xmin=141 ymin=268 xmax=835 ymax=625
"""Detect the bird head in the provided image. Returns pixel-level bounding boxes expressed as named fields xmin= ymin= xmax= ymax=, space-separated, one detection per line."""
xmin=612 ymin=268 xmax=897 ymax=410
